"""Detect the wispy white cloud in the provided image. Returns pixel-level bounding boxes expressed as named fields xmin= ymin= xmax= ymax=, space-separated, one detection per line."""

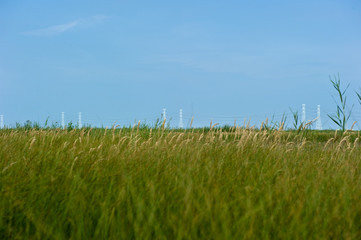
xmin=23 ymin=21 xmax=80 ymax=36
xmin=22 ymin=15 xmax=109 ymax=36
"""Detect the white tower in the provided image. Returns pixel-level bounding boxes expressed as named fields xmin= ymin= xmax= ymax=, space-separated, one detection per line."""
xmin=0 ymin=115 xmax=3 ymax=129
xmin=316 ymin=105 xmax=322 ymax=130
xmin=302 ymin=104 xmax=306 ymax=123
xmin=61 ymin=112 xmax=65 ymax=129
xmin=162 ymin=108 xmax=166 ymax=121
xmin=78 ymin=112 xmax=82 ymax=129
xmin=179 ymin=109 xmax=183 ymax=129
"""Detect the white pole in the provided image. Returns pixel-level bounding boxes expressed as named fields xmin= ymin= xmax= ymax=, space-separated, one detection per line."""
xmin=179 ymin=109 xmax=183 ymax=129
xmin=162 ymin=108 xmax=166 ymax=121
xmin=316 ymin=105 xmax=322 ymax=130
xmin=78 ymin=112 xmax=82 ymax=129
xmin=61 ymin=112 xmax=65 ymax=129
xmin=0 ymin=115 xmax=3 ymax=129
xmin=302 ymin=104 xmax=306 ymax=123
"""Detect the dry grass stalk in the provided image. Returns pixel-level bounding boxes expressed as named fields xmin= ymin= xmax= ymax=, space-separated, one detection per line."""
xmin=336 ymin=136 xmax=350 ymax=152
xmin=162 ymin=119 xmax=166 ymax=130
xmin=350 ymin=121 xmax=357 ymax=131
xmin=351 ymin=137 xmax=359 ymax=152
xmin=136 ymin=120 xmax=141 ymax=134
xmin=210 ymin=123 xmax=219 ymax=131
xmin=324 ymin=138 xmax=334 ymax=150
xmin=190 ymin=116 xmax=194 ymax=129
xmin=260 ymin=121 xmax=264 ymax=131
xmin=2 ymin=162 xmax=18 ymax=173
xmin=246 ymin=119 xmax=251 ymax=129
xmin=176 ymin=133 xmax=184 ymax=143
xmin=29 ymin=137 xmax=36 ymax=149
xmin=302 ymin=118 xmax=317 ymax=131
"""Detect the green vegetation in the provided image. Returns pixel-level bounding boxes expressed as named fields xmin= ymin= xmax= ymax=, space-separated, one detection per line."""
xmin=357 ymin=88 xmax=361 ymax=106
xmin=327 ymin=74 xmax=353 ymax=132
xmin=1 ymin=126 xmax=361 ymax=239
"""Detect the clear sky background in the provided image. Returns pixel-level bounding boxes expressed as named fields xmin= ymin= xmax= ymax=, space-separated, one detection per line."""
xmin=1 ymin=0 xmax=361 ymax=129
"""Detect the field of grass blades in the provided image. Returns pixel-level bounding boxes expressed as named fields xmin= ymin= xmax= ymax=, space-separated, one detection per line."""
xmin=0 ymin=127 xmax=361 ymax=239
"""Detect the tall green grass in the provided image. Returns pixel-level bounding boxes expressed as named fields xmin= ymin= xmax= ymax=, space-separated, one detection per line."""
xmin=0 ymin=127 xmax=361 ymax=239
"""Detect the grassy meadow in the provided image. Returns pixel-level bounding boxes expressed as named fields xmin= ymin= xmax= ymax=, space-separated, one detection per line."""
xmin=1 ymin=124 xmax=361 ymax=239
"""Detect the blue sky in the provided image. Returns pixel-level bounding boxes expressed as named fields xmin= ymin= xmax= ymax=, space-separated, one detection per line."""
xmin=1 ymin=0 xmax=361 ymax=128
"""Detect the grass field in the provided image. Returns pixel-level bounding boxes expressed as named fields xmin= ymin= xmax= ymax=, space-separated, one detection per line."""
xmin=1 ymin=125 xmax=361 ymax=239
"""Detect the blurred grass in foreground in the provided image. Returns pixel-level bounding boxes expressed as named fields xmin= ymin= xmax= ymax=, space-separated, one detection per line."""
xmin=0 ymin=126 xmax=361 ymax=239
